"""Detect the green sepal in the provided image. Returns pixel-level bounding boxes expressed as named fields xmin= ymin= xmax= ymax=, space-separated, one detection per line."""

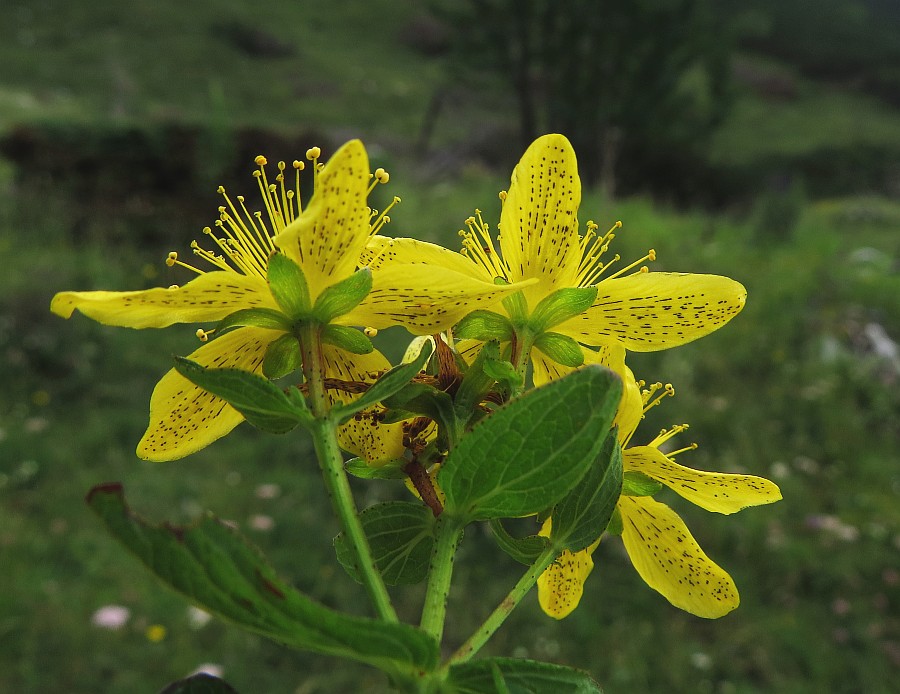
xmin=159 ymin=673 xmax=240 ymax=694
xmin=606 ymin=506 xmax=624 ymax=535
xmin=332 ymin=343 xmax=434 ymax=424
xmin=86 ymin=484 xmax=439 ymax=673
xmin=312 ymin=268 xmax=372 ymax=322
xmin=267 ymin=252 xmax=311 ymax=319
xmin=445 ymin=657 xmax=602 ymax=693
xmin=438 ymin=365 xmax=622 ymax=522
xmin=174 ymin=357 xmax=311 ymax=433
xmin=500 ymin=291 xmax=528 ymax=324
xmin=321 ymin=325 xmax=374 ymax=355
xmin=550 ymin=430 xmax=623 ymax=553
xmin=489 ymin=519 xmax=550 ymax=565
xmin=262 ymin=333 xmax=302 ymax=379
xmin=334 ymin=501 xmax=436 ymax=586
xmin=481 ymin=356 xmax=522 ymax=391
xmin=533 ymin=331 xmax=585 ymax=368
xmin=528 ymin=286 xmax=598 ymax=333
xmin=345 ymin=457 xmax=408 ymax=480
xmin=622 ymin=470 xmax=664 ymax=497
xmin=454 ymin=310 xmax=514 ymax=341
xmin=214 ymin=307 xmax=293 ymax=335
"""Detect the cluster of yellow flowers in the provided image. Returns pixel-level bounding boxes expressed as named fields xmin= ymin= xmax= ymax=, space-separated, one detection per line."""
xmin=52 ymin=134 xmax=780 ymax=621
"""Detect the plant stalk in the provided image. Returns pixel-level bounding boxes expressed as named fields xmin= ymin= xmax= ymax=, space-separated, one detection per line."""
xmin=419 ymin=515 xmax=463 ymax=640
xmin=299 ymin=323 xmax=398 ymax=623
xmin=445 ymin=545 xmax=557 ymax=667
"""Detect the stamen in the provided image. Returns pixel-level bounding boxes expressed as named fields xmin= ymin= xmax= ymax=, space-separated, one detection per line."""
xmin=649 ymin=423 xmax=690 ymax=449
xmin=165 ymin=251 xmax=204 ymax=275
xmin=364 ymin=327 xmax=378 ymax=338
xmin=576 ymin=220 xmax=621 ymax=286
xmin=195 ymin=328 xmax=214 ymax=342
xmin=603 ymin=248 xmax=656 ymax=281
xmin=370 ymin=196 xmax=401 ymax=235
xmin=459 ymin=209 xmax=508 ymax=280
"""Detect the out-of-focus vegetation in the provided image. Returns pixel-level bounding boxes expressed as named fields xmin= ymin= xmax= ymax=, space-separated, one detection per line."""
xmin=1 ymin=1 xmax=897 ymax=692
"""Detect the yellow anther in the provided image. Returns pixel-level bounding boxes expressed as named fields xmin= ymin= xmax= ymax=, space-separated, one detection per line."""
xmin=614 ymin=220 xmax=623 ymax=229
xmin=465 ymin=216 xmax=476 ymax=225
xmin=639 ymin=266 xmax=649 ymax=273
xmin=168 ymin=284 xmax=179 ymax=290
xmin=166 ymin=252 xmax=178 ymax=267
xmin=306 ymin=146 xmax=321 ymax=160
xmin=364 ymin=327 xmax=378 ymax=337
xmin=196 ymin=328 xmax=210 ymax=342
xmin=293 ymin=159 xmax=304 ymax=170
xmin=254 ymin=155 xmax=267 ymax=166
xmin=216 ymin=185 xmax=225 ymax=194
xmin=278 ymin=161 xmax=286 ymax=171
xmin=499 ymin=190 xmax=508 ymax=201
xmin=648 ymin=249 xmax=657 ymax=261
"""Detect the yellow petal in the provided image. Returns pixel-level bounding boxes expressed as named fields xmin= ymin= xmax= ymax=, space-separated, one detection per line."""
xmin=560 ymin=272 xmax=747 ymax=352
xmin=536 ymin=518 xmax=601 ymax=619
xmin=320 ymin=345 xmax=407 ymax=464
xmin=614 ymin=365 xmax=643 ymax=444
xmin=618 ymin=495 xmax=739 ymax=618
xmin=531 ymin=341 xmax=626 ymax=387
xmin=137 ymin=327 xmax=280 ymax=461
xmin=499 ymin=134 xmax=582 ymax=307
xmin=274 ymin=140 xmax=370 ymax=300
xmin=361 ymin=236 xmax=488 ymax=280
xmin=624 ymin=447 xmax=782 ymax=514
xmin=51 ymin=272 xmax=276 ymax=328
xmin=345 ymin=264 xmax=533 ymax=335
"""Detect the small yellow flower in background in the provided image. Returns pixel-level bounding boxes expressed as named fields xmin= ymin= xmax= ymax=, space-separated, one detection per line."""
xmin=145 ymin=624 xmax=167 ymax=642
xmin=538 ymin=370 xmax=782 ymax=620
xmin=52 ymin=141 xmax=522 ymax=461
xmin=362 ymin=133 xmax=746 ymax=385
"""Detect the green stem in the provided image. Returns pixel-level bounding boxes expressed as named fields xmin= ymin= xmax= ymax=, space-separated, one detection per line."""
xmin=445 ymin=545 xmax=557 ymax=667
xmin=419 ymin=515 xmax=463 ymax=641
xmin=509 ymin=326 xmax=535 ymax=398
xmin=299 ymin=323 xmax=398 ymax=624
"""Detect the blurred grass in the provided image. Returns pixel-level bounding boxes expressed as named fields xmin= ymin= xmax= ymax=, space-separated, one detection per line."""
xmin=1 ymin=1 xmax=899 ymax=693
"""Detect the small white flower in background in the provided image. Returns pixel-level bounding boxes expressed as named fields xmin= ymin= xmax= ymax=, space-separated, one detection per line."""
xmin=187 ymin=606 xmax=212 ymax=629
xmin=254 ymin=483 xmax=282 ymax=500
xmin=190 ymin=663 xmax=224 ymax=679
xmin=91 ymin=605 xmax=130 ymax=630
xmin=249 ymin=514 xmax=275 ymax=531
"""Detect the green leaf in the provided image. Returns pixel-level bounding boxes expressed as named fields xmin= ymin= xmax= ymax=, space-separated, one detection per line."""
xmin=528 ymin=286 xmax=598 ymax=333
xmin=262 ymin=333 xmax=302 ymax=379
xmin=321 ymin=325 xmax=374 ymax=355
xmin=214 ymin=307 xmax=293 ymax=335
xmin=87 ymin=484 xmax=438 ymax=673
xmin=333 ymin=343 xmax=434 ymax=423
xmin=489 ymin=519 xmax=550 ymax=565
xmin=446 ymin=657 xmax=603 ymax=693
xmin=159 ymin=673 xmax=240 ymax=694
xmin=174 ymin=358 xmax=311 ymax=433
xmin=532 ymin=332 xmax=585 ymax=368
xmin=312 ymin=268 xmax=372 ymax=322
xmin=345 ymin=457 xmax=409 ymax=480
xmin=334 ymin=501 xmax=436 ymax=586
xmin=438 ymin=365 xmax=622 ymax=522
xmin=621 ymin=470 xmax=664 ymax=497
xmin=550 ymin=431 xmax=623 ymax=553
xmin=454 ymin=310 xmax=514 ymax=341
xmin=267 ymin=252 xmax=310 ymax=318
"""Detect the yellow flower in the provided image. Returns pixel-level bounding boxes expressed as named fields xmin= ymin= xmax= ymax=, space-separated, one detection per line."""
xmin=362 ymin=134 xmax=746 ymax=384
xmin=52 ymin=141 xmax=520 ymax=461
xmin=538 ymin=371 xmax=782 ymax=620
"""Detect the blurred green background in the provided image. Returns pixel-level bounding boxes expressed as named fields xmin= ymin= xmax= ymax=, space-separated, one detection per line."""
xmin=1 ymin=1 xmax=898 ymax=692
